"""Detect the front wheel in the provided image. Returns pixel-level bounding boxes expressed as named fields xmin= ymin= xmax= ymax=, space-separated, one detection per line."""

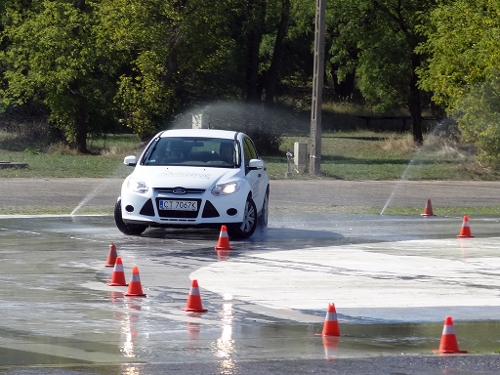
xmin=227 ymin=197 xmax=257 ymax=239
xmin=114 ymin=198 xmax=147 ymax=236
xmin=257 ymin=188 xmax=269 ymax=229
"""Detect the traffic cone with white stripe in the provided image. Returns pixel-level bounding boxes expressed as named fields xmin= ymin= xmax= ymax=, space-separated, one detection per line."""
xmin=319 ymin=303 xmax=341 ymax=337
xmin=107 ymin=257 xmax=128 ymax=286
xmin=421 ymin=199 xmax=436 ymax=217
xmin=124 ymin=266 xmax=146 ymax=297
xmin=433 ymin=316 xmax=467 ymax=354
xmin=457 ymin=216 xmax=474 ymax=238
xmin=215 ymin=225 xmax=233 ymax=250
xmin=105 ymin=242 xmax=118 ymax=267
xmin=181 ymin=279 xmax=208 ymax=312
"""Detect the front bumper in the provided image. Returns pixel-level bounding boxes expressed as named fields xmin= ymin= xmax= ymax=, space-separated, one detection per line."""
xmin=120 ymin=186 xmax=248 ymax=226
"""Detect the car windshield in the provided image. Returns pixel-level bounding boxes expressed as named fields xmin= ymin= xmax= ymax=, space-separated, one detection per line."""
xmin=142 ymin=137 xmax=240 ymax=167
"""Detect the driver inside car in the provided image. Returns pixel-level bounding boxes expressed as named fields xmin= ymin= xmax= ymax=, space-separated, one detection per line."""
xmin=219 ymin=142 xmax=234 ymax=165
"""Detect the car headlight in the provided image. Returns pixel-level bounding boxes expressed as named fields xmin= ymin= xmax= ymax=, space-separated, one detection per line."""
xmin=212 ymin=181 xmax=241 ymax=196
xmin=127 ymin=177 xmax=149 ymax=194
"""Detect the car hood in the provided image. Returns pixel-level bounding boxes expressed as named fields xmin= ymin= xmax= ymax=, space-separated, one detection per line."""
xmin=129 ymin=165 xmax=242 ymax=189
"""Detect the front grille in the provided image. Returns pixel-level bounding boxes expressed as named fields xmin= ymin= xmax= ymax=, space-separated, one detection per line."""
xmin=154 ymin=188 xmax=205 ymax=195
xmin=155 ymin=198 xmax=202 ymax=219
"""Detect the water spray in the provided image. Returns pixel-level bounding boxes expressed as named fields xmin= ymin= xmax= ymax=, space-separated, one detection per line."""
xmin=379 ymin=119 xmax=456 ymax=215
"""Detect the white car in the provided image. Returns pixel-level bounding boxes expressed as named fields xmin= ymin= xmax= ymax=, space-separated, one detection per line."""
xmin=114 ymin=129 xmax=270 ymax=239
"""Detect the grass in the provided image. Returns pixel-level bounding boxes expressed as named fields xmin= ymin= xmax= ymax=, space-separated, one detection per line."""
xmin=268 ymin=132 xmax=500 ymax=181
xmin=0 ymin=130 xmax=499 ymax=181
xmin=0 ymin=133 xmax=140 ymax=178
xmin=1 ymin=123 xmax=500 ymax=215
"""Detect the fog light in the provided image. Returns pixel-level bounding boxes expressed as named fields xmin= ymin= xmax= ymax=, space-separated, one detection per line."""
xmin=125 ymin=205 xmax=134 ymax=213
xmin=227 ymin=208 xmax=237 ymax=216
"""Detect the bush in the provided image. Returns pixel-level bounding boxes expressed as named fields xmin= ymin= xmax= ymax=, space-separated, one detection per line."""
xmin=453 ymin=74 xmax=500 ymax=166
xmin=166 ymin=101 xmax=307 ymax=156
xmin=0 ymin=103 xmax=51 ymax=151
xmin=243 ymin=126 xmax=282 ymax=156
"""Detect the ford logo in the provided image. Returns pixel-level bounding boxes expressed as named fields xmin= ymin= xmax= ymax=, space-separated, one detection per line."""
xmin=172 ymin=187 xmax=187 ymax=195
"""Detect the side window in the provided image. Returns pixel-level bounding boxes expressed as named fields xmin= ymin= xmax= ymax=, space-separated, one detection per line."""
xmin=243 ymin=137 xmax=258 ymax=162
xmin=242 ymin=138 xmax=253 ymax=166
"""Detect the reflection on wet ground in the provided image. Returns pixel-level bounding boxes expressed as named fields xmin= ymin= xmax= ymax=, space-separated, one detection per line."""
xmin=1 ymin=318 xmax=498 ymax=366
xmin=0 ymin=214 xmax=499 ymax=370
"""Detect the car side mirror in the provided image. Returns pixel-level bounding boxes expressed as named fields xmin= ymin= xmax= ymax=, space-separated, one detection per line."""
xmin=124 ymin=155 xmax=137 ymax=166
xmin=248 ymin=159 xmax=264 ymax=170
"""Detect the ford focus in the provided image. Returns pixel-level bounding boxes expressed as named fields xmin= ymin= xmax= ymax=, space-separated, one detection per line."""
xmin=114 ymin=129 xmax=270 ymax=239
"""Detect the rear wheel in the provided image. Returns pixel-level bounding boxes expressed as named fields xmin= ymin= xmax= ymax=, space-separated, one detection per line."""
xmin=114 ymin=198 xmax=147 ymax=236
xmin=227 ymin=197 xmax=257 ymax=239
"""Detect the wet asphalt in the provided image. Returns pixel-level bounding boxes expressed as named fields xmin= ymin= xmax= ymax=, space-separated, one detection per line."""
xmin=0 ymin=179 xmax=500 ymax=374
xmin=2 ymin=178 xmax=500 ymax=214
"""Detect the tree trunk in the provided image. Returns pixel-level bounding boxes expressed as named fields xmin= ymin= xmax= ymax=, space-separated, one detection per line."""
xmin=245 ymin=0 xmax=266 ymax=103
xmin=409 ymin=53 xmax=423 ymax=145
xmin=163 ymin=54 xmax=178 ymax=85
xmin=75 ymin=95 xmax=88 ymax=154
xmin=72 ymin=0 xmax=88 ymax=153
xmin=70 ymin=80 xmax=88 ymax=154
xmin=264 ymin=0 xmax=290 ymax=107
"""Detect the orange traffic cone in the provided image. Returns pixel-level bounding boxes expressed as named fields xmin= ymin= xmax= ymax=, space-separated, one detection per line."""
xmin=107 ymin=257 xmax=128 ymax=286
xmin=457 ymin=216 xmax=474 ymax=238
xmin=318 ymin=303 xmax=341 ymax=337
xmin=421 ymin=199 xmax=436 ymax=217
xmin=181 ymin=279 xmax=208 ymax=313
xmin=124 ymin=266 xmax=146 ymax=297
xmin=433 ymin=316 xmax=467 ymax=354
xmin=105 ymin=242 xmax=118 ymax=267
xmin=215 ymin=225 xmax=233 ymax=250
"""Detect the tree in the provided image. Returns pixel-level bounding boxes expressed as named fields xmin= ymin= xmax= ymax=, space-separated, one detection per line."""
xmin=417 ymin=0 xmax=500 ymax=109
xmin=243 ymin=0 xmax=267 ymax=103
xmin=454 ymin=74 xmax=500 ymax=164
xmin=97 ymin=0 xmax=181 ymax=139
xmin=225 ymin=0 xmax=312 ymax=106
xmin=2 ymin=0 xmax=310 ymax=146
xmin=329 ymin=0 xmax=440 ymax=144
xmin=1 ymin=0 xmax=121 ymax=153
xmin=98 ymin=0 xmax=254 ymax=138
xmin=417 ymin=0 xmax=500 ymax=163
xmin=263 ymin=0 xmax=290 ymax=107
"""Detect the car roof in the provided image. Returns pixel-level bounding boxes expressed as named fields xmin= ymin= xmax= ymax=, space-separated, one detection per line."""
xmin=158 ymin=129 xmax=240 ymax=140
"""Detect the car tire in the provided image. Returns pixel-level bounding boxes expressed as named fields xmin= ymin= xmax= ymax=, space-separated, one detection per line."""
xmin=114 ymin=198 xmax=147 ymax=236
xmin=257 ymin=188 xmax=269 ymax=229
xmin=227 ymin=196 xmax=257 ymax=239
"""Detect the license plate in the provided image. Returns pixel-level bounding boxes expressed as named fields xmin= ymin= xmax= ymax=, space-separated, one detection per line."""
xmin=159 ymin=200 xmax=197 ymax=211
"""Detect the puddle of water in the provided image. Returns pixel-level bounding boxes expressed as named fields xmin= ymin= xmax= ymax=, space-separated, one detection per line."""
xmin=1 ymin=216 xmax=500 ymax=371
xmin=337 ymin=321 xmax=500 ymax=355
xmin=0 ymin=347 xmax=90 ymax=366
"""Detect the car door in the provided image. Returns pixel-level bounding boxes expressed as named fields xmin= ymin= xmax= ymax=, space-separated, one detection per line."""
xmin=242 ymin=136 xmax=267 ymax=210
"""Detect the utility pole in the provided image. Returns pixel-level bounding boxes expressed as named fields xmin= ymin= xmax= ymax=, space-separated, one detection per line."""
xmin=309 ymin=0 xmax=326 ymax=175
